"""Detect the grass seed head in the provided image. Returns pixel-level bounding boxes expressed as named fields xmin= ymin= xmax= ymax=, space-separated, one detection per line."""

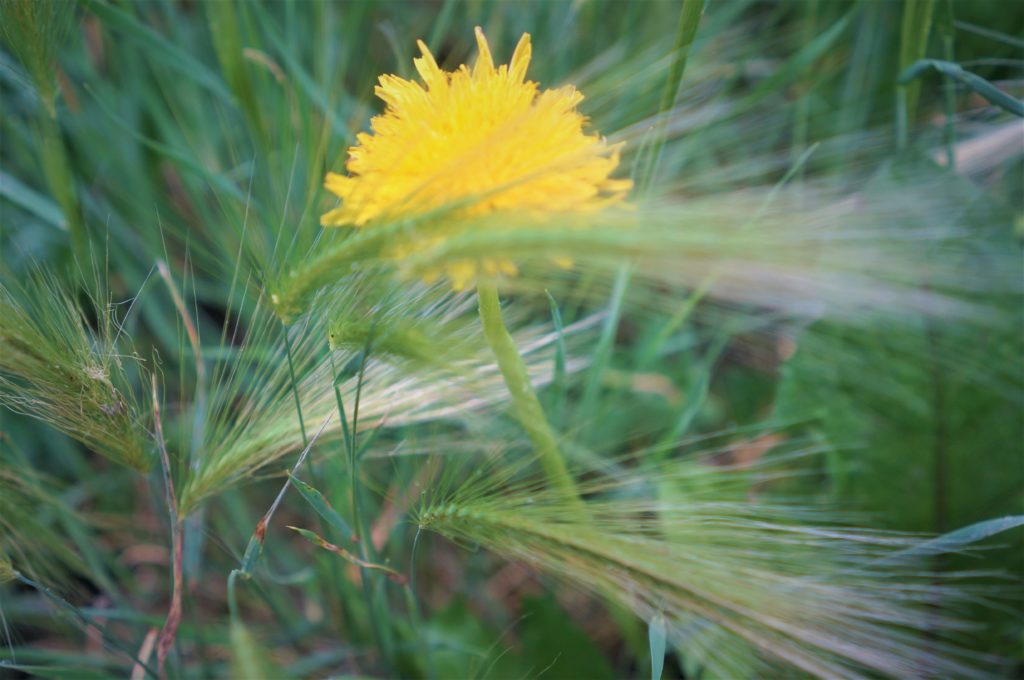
xmin=417 ymin=450 xmax=987 ymax=678
xmin=0 ymin=277 xmax=151 ymax=472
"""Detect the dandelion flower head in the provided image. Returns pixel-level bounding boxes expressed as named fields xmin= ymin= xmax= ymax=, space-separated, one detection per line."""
xmin=321 ymin=27 xmax=631 ymax=289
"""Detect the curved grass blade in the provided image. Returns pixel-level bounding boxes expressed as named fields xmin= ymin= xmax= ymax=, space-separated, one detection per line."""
xmin=899 ymin=58 xmax=1024 ymax=117
xmin=287 ymin=526 xmax=407 ymax=585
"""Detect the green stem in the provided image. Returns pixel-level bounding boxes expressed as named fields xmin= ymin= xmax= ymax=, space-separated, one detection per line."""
xmin=636 ymin=0 xmax=706 ymax=193
xmin=206 ymin=0 xmax=267 ymax=148
xmin=343 ymin=338 xmax=394 ymax=669
xmin=792 ymin=0 xmax=819 ymax=182
xmin=897 ymin=0 xmax=936 ymax=149
xmin=939 ymin=0 xmax=956 ymax=169
xmin=477 ymin=282 xmax=578 ymax=501
xmin=39 ymin=114 xmax=86 ymax=266
xmin=227 ymin=569 xmax=242 ymax=621
xmin=283 ymin=327 xmax=309 ymax=448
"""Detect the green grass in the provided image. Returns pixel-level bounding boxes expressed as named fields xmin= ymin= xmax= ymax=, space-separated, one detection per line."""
xmin=1 ymin=0 xmax=1022 ymax=678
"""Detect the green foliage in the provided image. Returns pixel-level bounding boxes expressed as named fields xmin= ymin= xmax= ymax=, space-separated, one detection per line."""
xmin=493 ymin=597 xmax=617 ymax=680
xmin=0 ymin=0 xmax=1021 ymax=678
xmin=776 ymin=159 xmax=1023 ymax=532
xmin=0 ymin=459 xmax=84 ymax=585
xmin=777 ymin=312 xmax=1023 ymax=531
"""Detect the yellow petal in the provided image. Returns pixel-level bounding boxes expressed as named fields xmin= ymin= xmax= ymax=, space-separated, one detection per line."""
xmin=324 ymin=172 xmax=348 ymax=197
xmin=473 ymin=26 xmax=494 ymax=77
xmin=320 ymin=205 xmax=349 ymax=227
xmin=509 ymin=33 xmax=531 ymax=82
xmin=414 ymin=39 xmax=445 ymax=90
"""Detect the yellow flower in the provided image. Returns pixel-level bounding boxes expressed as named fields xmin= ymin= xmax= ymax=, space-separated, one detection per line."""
xmin=321 ymin=27 xmax=630 ymax=289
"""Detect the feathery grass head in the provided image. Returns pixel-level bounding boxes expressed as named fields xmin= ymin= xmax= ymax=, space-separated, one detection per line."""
xmin=0 ymin=460 xmax=85 ymax=585
xmin=0 ymin=276 xmax=151 ymax=472
xmin=0 ymin=0 xmax=72 ymax=117
xmin=325 ymin=293 xmax=476 ymax=370
xmin=320 ymin=27 xmax=630 ymax=290
xmin=417 ymin=449 xmax=986 ymax=678
xmin=179 ymin=287 xmax=593 ymax=513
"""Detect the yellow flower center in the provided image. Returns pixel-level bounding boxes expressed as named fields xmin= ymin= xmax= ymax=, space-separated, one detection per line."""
xmin=321 ymin=27 xmax=630 ymax=289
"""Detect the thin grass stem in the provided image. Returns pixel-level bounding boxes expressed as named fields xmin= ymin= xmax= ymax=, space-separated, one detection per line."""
xmin=151 ymin=376 xmax=183 ymax=676
xmin=636 ymin=0 xmax=706 ymax=193
xmin=898 ymin=0 xmax=937 ymax=148
xmin=283 ymin=326 xmax=309 ymax=448
xmin=342 ymin=335 xmax=395 ymax=669
xmin=940 ymin=0 xmax=957 ymax=168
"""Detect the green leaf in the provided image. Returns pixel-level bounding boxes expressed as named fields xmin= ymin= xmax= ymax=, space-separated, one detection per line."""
xmin=899 ymin=515 xmax=1024 ymax=559
xmin=899 ymin=58 xmax=1024 ymax=116
xmin=289 ymin=473 xmax=357 ymax=542
xmin=545 ymin=290 xmax=568 ymax=427
xmin=649 ymin=613 xmax=667 ymax=680
xmin=425 ymin=598 xmax=506 ymax=680
xmin=0 ymin=171 xmax=66 ymax=230
xmin=287 ymin=526 xmax=406 ymax=584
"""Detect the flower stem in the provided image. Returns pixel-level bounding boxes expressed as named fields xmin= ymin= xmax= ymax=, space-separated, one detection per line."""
xmin=477 ymin=282 xmax=579 ymax=501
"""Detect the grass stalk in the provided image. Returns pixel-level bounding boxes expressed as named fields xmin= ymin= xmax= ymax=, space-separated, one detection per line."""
xmin=226 ymin=416 xmax=330 ymax=628
xmin=280 ymin=323 xmax=350 ymax=632
xmin=152 ymin=376 xmax=183 ymax=676
xmin=156 ymin=260 xmax=209 ymax=587
xmin=333 ymin=340 xmax=395 ymax=669
xmin=206 ymin=0 xmax=266 ymax=148
xmin=477 ymin=281 xmax=579 ymax=502
xmin=792 ymin=0 xmax=819 ymax=180
xmin=283 ymin=327 xmax=309 ymax=449
xmin=156 ymin=261 xmax=207 ymax=500
xmin=39 ymin=115 xmax=86 ymax=266
xmin=897 ymin=0 xmax=937 ymax=148
xmin=407 ymin=526 xmax=435 ymax=679
xmin=939 ymin=0 xmax=956 ymax=168
xmin=636 ymin=0 xmax=706 ymax=192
